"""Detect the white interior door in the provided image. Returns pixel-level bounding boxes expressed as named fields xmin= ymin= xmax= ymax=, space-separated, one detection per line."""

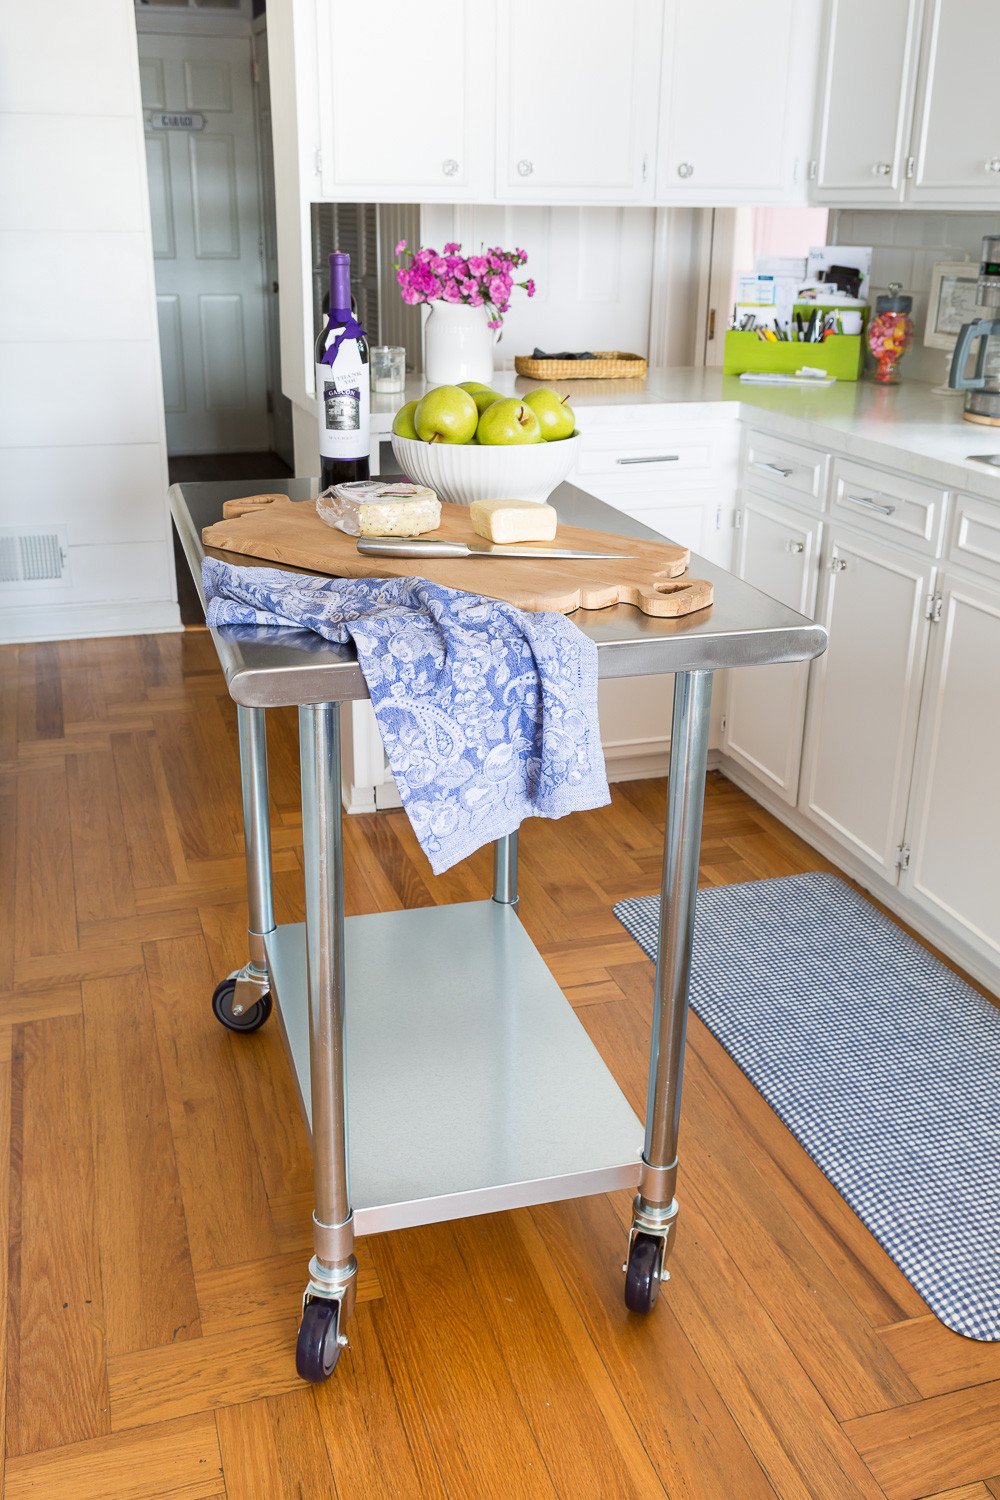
xmin=139 ymin=31 xmax=269 ymax=454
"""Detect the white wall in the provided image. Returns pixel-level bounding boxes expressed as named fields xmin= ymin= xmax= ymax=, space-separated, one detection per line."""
xmin=420 ymin=204 xmax=656 ymax=368
xmin=0 ymin=0 xmax=178 ymax=643
xmin=832 ymin=208 xmax=1000 ymax=385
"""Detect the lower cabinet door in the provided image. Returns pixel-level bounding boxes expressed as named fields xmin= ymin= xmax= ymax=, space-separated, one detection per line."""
xmin=799 ymin=527 xmax=933 ymax=878
xmin=723 ymin=492 xmax=822 ymax=803
xmin=903 ymin=572 xmax=1000 ymax=963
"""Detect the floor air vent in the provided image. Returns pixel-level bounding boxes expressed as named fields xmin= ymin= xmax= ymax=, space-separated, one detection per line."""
xmin=0 ymin=528 xmax=69 ymax=586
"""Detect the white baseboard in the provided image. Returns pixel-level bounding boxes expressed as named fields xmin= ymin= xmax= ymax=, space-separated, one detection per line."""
xmin=717 ymin=752 xmax=1000 ymax=999
xmin=0 ymin=598 xmax=182 ymax=645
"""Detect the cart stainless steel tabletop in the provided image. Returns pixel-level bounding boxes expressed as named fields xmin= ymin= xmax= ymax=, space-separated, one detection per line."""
xmin=169 ymin=475 xmax=827 ymax=1382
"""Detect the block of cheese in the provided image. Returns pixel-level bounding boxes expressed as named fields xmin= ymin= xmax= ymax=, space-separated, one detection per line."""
xmin=469 ymin=498 xmax=558 ymax=544
xmin=317 ymin=481 xmax=441 ymax=537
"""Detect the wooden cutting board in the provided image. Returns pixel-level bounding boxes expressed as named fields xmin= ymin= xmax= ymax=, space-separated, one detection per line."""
xmin=202 ymin=493 xmax=714 ymax=618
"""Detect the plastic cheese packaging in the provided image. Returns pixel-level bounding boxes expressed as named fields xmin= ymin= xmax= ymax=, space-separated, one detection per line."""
xmin=317 ymin=480 xmax=441 ymax=537
xmin=469 ymin=498 xmax=558 ymax=544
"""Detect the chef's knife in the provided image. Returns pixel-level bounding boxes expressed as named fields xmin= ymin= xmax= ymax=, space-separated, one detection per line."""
xmin=356 ymin=537 xmax=637 ymax=560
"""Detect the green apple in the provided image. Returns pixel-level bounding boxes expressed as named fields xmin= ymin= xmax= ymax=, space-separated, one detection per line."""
xmin=476 ymin=398 xmax=543 ymax=445
xmin=413 ymin=385 xmax=478 ymax=444
xmin=391 ymin=399 xmax=419 ymax=440
xmin=470 ymin=388 xmax=502 ymax=417
xmin=523 ymin=387 xmax=575 ymax=441
xmin=457 ymin=380 xmax=491 ymax=394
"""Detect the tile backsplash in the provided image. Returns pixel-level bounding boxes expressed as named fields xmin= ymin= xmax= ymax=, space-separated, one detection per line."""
xmin=832 ymin=209 xmax=1000 ymax=384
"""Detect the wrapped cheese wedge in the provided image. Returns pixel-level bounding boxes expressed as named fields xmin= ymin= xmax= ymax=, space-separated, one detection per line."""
xmin=317 ymin=480 xmax=441 ymax=537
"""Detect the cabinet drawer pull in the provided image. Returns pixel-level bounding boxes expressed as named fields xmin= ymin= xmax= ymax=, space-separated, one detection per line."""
xmin=986 ymin=157 xmax=1000 ymax=174
xmin=517 ymin=159 xmax=534 ymax=177
xmin=677 ymin=162 xmax=694 ymax=179
xmin=846 ymin=492 xmax=895 ymax=516
xmin=786 ymin=540 xmax=805 ymax=554
xmin=616 ymin=454 xmax=680 ymax=465
xmin=750 ymin=460 xmax=793 ymax=478
xmin=872 ymin=160 xmax=892 ymax=176
xmin=829 ymin=557 xmax=848 ymax=572
xmin=442 ymin=158 xmax=459 ymax=176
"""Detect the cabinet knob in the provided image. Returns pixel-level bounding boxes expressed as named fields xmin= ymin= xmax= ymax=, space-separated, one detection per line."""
xmin=517 ymin=159 xmax=533 ymax=177
xmin=985 ymin=157 xmax=1000 ymax=174
xmin=786 ymin=540 xmax=805 ymax=554
xmin=677 ymin=162 xmax=694 ymax=179
xmin=442 ymin=158 xmax=459 ymax=176
xmin=872 ymin=160 xmax=892 ymax=176
xmin=829 ymin=557 xmax=848 ymax=573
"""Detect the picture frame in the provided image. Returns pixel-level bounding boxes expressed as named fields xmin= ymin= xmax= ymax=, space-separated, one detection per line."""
xmin=925 ymin=260 xmax=980 ymax=350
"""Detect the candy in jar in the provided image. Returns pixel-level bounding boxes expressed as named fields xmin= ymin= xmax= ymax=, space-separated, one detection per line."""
xmin=867 ymin=284 xmax=914 ymax=385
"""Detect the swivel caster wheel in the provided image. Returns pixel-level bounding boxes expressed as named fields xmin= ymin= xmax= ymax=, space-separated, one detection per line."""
xmin=211 ymin=975 xmax=272 ymax=1033
xmin=296 ymin=1298 xmax=344 ymax=1383
xmin=624 ymin=1231 xmax=663 ymax=1314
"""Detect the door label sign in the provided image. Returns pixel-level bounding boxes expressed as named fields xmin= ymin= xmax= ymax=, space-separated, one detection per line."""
xmin=149 ymin=112 xmax=207 ymax=131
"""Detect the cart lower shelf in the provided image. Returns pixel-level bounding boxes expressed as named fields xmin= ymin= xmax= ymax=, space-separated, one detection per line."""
xmin=265 ymin=900 xmax=643 ymax=1238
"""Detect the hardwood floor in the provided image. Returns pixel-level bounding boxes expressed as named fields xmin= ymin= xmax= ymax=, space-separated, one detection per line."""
xmin=3 ymin=629 xmax=998 ymax=1500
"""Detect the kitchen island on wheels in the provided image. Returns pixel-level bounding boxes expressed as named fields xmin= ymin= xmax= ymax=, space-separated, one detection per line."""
xmin=170 ymin=477 xmax=826 ymax=1382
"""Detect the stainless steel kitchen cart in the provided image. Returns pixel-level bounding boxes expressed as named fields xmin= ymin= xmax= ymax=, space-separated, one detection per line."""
xmin=170 ymin=477 xmax=827 ymax=1382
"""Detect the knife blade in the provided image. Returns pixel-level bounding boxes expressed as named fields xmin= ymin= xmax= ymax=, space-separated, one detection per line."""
xmin=356 ymin=537 xmax=637 ymax=560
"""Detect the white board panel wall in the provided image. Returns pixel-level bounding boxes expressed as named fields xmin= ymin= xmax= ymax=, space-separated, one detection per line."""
xmin=0 ymin=0 xmax=178 ymax=643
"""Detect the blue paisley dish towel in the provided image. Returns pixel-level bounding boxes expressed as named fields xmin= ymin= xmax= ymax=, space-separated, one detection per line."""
xmin=203 ymin=559 xmax=610 ymax=874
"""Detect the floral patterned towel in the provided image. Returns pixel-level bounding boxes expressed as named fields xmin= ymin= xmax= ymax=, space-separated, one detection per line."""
xmin=203 ymin=559 xmax=610 ymax=875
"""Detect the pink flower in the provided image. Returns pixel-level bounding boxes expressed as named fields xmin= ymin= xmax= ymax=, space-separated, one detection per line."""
xmin=525 ymin=279 xmax=536 ymax=297
xmin=414 ymin=247 xmax=435 ymax=265
xmin=467 ymin=255 xmax=489 ymax=278
xmin=469 ymin=289 xmax=484 ymax=307
xmin=486 ymin=317 xmax=502 ymax=330
xmin=400 ymin=287 xmax=422 ymax=305
xmin=488 ymin=276 xmax=508 ymax=305
xmin=430 ymin=255 xmax=449 ymax=275
xmin=394 ymin=238 xmax=407 ymax=256
xmin=443 ymin=242 xmax=460 ymax=254
xmin=489 ymin=254 xmax=502 ymax=271
xmin=446 ymin=255 xmax=468 ymax=277
xmin=442 ymin=278 xmax=464 ymax=303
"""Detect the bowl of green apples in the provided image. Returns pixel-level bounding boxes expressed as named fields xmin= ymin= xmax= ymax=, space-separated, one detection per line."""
xmin=390 ymin=382 xmax=580 ymax=506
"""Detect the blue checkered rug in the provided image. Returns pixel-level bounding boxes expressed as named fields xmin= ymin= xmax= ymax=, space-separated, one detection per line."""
xmin=614 ymin=871 xmax=1000 ymax=1342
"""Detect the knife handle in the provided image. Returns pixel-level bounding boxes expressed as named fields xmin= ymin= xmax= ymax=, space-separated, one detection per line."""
xmin=356 ymin=537 xmax=468 ymax=558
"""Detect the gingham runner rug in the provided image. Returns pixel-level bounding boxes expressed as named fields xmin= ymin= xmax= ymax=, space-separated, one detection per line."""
xmin=614 ymin=871 xmax=1000 ymax=1341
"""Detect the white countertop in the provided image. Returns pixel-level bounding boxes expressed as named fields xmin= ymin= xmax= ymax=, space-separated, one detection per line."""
xmin=370 ymin=368 xmax=1000 ymax=504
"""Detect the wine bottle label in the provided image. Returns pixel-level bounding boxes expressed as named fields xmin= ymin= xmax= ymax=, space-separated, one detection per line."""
xmin=316 ymin=348 xmax=369 ymax=460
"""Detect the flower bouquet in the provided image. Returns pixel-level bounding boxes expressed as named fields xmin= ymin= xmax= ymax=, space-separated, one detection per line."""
xmin=394 ymin=240 xmax=535 ymax=329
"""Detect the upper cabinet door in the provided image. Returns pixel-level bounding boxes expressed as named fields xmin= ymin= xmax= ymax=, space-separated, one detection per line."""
xmin=655 ymin=0 xmax=820 ymax=204
xmin=909 ymin=0 xmax=1000 ymax=204
xmin=813 ymin=0 xmax=922 ymax=203
xmin=494 ymin=0 xmax=661 ymax=203
xmin=315 ymin=2 xmax=494 ymax=201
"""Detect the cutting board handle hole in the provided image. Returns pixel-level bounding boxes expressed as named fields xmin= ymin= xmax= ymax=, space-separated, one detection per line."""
xmin=654 ymin=580 xmax=691 ymax=596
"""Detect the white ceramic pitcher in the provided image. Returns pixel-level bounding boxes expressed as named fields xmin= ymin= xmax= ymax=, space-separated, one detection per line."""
xmin=423 ymin=301 xmax=501 ymax=386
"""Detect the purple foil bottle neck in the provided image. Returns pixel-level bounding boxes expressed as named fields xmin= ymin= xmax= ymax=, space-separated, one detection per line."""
xmin=329 ymin=252 xmax=352 ymax=318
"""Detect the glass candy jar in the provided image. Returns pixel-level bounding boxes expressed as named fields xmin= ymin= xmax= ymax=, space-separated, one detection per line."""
xmin=867 ymin=284 xmax=914 ymax=385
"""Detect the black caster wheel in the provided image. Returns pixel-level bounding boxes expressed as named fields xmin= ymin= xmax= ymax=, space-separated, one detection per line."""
xmin=624 ymin=1232 xmax=662 ymax=1314
xmin=296 ymin=1298 xmax=343 ymax=1382
xmin=211 ymin=976 xmax=272 ymax=1033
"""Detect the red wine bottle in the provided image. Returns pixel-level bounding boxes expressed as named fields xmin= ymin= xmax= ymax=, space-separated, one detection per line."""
xmin=315 ymin=252 xmax=370 ymax=489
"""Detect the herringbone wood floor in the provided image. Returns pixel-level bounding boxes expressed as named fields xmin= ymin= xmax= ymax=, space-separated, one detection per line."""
xmin=3 ymin=627 xmax=999 ymax=1500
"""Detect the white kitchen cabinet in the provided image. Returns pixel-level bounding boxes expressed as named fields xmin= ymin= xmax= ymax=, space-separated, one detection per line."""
xmin=655 ymin=0 xmax=820 ymax=205
xmin=314 ymin=2 xmax=494 ymax=202
xmin=494 ymin=0 xmax=661 ymax=203
xmin=908 ymin=0 xmax=1000 ymax=205
xmin=799 ymin=526 xmax=935 ymax=880
xmin=812 ymin=0 xmax=922 ymax=203
xmin=813 ymin=0 xmax=1000 ymax=207
xmin=723 ymin=492 xmax=823 ymax=803
xmin=903 ymin=569 xmax=1000 ymax=964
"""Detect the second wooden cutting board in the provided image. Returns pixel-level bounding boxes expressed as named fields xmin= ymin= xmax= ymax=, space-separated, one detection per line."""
xmin=202 ymin=493 xmax=713 ymax=618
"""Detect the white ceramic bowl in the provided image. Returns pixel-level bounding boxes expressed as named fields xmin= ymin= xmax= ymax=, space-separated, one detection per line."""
xmin=390 ymin=432 xmax=581 ymax=507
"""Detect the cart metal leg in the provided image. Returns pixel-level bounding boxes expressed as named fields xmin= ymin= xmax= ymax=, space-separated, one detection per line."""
xmin=492 ymin=831 xmax=519 ymax=906
xmin=625 ymin=669 xmax=713 ymax=1313
xmin=295 ymin=701 xmax=356 ymax=1379
xmin=233 ymin=705 xmax=276 ymax=1011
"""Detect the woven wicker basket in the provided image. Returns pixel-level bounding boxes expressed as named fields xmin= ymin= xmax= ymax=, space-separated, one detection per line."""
xmin=513 ymin=350 xmax=648 ymax=381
